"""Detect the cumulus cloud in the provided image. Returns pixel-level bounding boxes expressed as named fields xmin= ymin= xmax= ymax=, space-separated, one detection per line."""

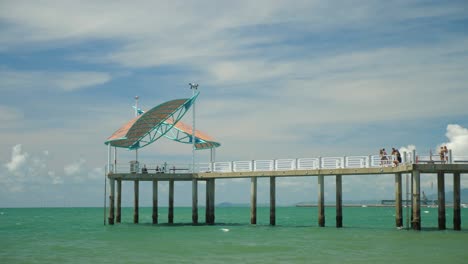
xmin=64 ymin=158 xmax=86 ymax=176
xmin=439 ymin=124 xmax=468 ymax=156
xmin=64 ymin=158 xmax=105 ymax=182
xmin=1 ymin=145 xmax=106 ymax=195
xmin=5 ymin=144 xmax=28 ymax=173
xmin=1 ymin=144 xmax=61 ymax=192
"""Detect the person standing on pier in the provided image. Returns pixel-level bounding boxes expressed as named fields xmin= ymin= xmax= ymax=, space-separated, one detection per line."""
xmin=392 ymin=148 xmax=401 ymax=166
xmin=439 ymin=147 xmax=445 ymax=163
xmin=380 ymin=148 xmax=388 ymax=166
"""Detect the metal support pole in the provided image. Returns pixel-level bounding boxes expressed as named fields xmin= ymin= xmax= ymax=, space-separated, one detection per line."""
xmin=114 ymin=147 xmax=117 ymax=173
xmin=189 ymin=83 xmax=198 ymax=173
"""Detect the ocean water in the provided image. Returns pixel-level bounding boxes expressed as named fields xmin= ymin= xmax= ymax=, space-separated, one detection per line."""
xmin=1 ymin=206 xmax=467 ymax=264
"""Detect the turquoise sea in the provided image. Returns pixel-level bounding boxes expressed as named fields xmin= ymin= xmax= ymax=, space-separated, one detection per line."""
xmin=1 ymin=206 xmax=467 ymax=264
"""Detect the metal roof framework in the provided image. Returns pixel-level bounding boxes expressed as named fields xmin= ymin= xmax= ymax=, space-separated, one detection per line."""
xmin=161 ymin=119 xmax=221 ymax=150
xmin=105 ymin=93 xmax=198 ymax=150
xmin=105 ymin=92 xmax=221 ymax=151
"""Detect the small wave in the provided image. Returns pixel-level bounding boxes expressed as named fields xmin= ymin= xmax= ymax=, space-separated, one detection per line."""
xmin=220 ymin=228 xmax=230 ymax=232
xmin=423 ymin=210 xmax=429 ymax=213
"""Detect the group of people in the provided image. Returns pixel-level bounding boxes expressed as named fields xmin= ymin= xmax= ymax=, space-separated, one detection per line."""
xmin=379 ymin=148 xmax=402 ymax=166
xmin=141 ymin=163 xmax=167 ymax=174
xmin=439 ymin=146 xmax=449 ymax=163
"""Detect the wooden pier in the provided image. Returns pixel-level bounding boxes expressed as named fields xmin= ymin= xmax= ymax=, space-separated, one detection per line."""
xmin=107 ymin=163 xmax=467 ymax=230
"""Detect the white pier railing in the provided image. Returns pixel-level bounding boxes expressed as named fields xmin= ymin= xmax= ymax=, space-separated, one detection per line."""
xmin=108 ymin=152 xmax=468 ymax=174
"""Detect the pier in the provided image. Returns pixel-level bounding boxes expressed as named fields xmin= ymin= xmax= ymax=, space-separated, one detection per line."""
xmin=106 ymin=155 xmax=467 ymax=231
xmin=104 ymin=91 xmax=466 ymax=230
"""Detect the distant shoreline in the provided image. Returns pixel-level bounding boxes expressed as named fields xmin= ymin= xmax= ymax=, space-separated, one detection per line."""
xmin=295 ymin=204 xmax=465 ymax=208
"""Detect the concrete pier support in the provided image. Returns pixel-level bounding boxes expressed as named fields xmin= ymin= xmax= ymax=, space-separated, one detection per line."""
xmin=205 ymin=179 xmax=215 ymax=224
xmin=251 ymin=177 xmax=257 ymax=225
xmin=211 ymin=179 xmax=215 ymax=224
xmin=412 ymin=170 xmax=421 ymax=230
xmin=152 ymin=180 xmax=158 ymax=224
xmin=108 ymin=179 xmax=115 ymax=225
xmin=395 ymin=173 xmax=402 ymax=227
xmin=134 ymin=180 xmax=139 ymax=224
xmin=192 ymin=179 xmax=198 ymax=224
xmin=116 ymin=179 xmax=121 ymax=223
xmin=270 ymin=177 xmax=276 ymax=226
xmin=437 ymin=172 xmax=445 ymax=230
xmin=205 ymin=180 xmax=209 ymax=223
xmin=318 ymin=175 xmax=325 ymax=227
xmin=336 ymin=175 xmax=342 ymax=228
xmin=453 ymin=172 xmax=461 ymax=230
xmin=169 ymin=179 xmax=174 ymax=224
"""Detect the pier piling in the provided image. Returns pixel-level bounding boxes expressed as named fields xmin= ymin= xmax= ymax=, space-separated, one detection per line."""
xmin=116 ymin=179 xmax=121 ymax=223
xmin=336 ymin=175 xmax=342 ymax=228
xmin=412 ymin=170 xmax=421 ymax=230
xmin=437 ymin=172 xmax=445 ymax=230
xmin=192 ymin=179 xmax=198 ymax=224
xmin=454 ymin=172 xmax=461 ymax=230
xmin=169 ymin=179 xmax=174 ymax=224
xmin=205 ymin=180 xmax=209 ymax=223
xmin=206 ymin=179 xmax=215 ymax=224
xmin=134 ymin=180 xmax=139 ymax=224
xmin=395 ymin=173 xmax=402 ymax=227
xmin=251 ymin=177 xmax=257 ymax=225
xmin=318 ymin=175 xmax=325 ymax=227
xmin=205 ymin=179 xmax=215 ymax=224
xmin=270 ymin=177 xmax=276 ymax=226
xmin=108 ymin=179 xmax=115 ymax=225
xmin=152 ymin=180 xmax=158 ymax=224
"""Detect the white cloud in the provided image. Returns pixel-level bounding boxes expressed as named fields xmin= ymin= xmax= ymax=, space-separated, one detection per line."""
xmin=88 ymin=167 xmax=104 ymax=180
xmin=399 ymin=145 xmax=416 ymax=158
xmin=1 ymin=144 xmax=62 ymax=192
xmin=439 ymin=124 xmax=468 ymax=156
xmin=64 ymin=158 xmax=86 ymax=176
xmin=5 ymin=144 xmax=28 ymax=173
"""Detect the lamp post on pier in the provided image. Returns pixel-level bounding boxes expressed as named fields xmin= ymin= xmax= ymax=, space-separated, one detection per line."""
xmin=189 ymin=83 xmax=199 ymax=224
xmin=189 ymin=83 xmax=198 ymax=172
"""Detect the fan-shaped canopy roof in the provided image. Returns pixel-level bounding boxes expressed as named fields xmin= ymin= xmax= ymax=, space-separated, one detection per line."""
xmin=105 ymin=92 xmax=221 ymax=150
xmin=105 ymin=94 xmax=197 ymax=149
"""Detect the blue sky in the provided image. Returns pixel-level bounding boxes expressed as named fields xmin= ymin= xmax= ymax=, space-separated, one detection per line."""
xmin=1 ymin=0 xmax=468 ymax=207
